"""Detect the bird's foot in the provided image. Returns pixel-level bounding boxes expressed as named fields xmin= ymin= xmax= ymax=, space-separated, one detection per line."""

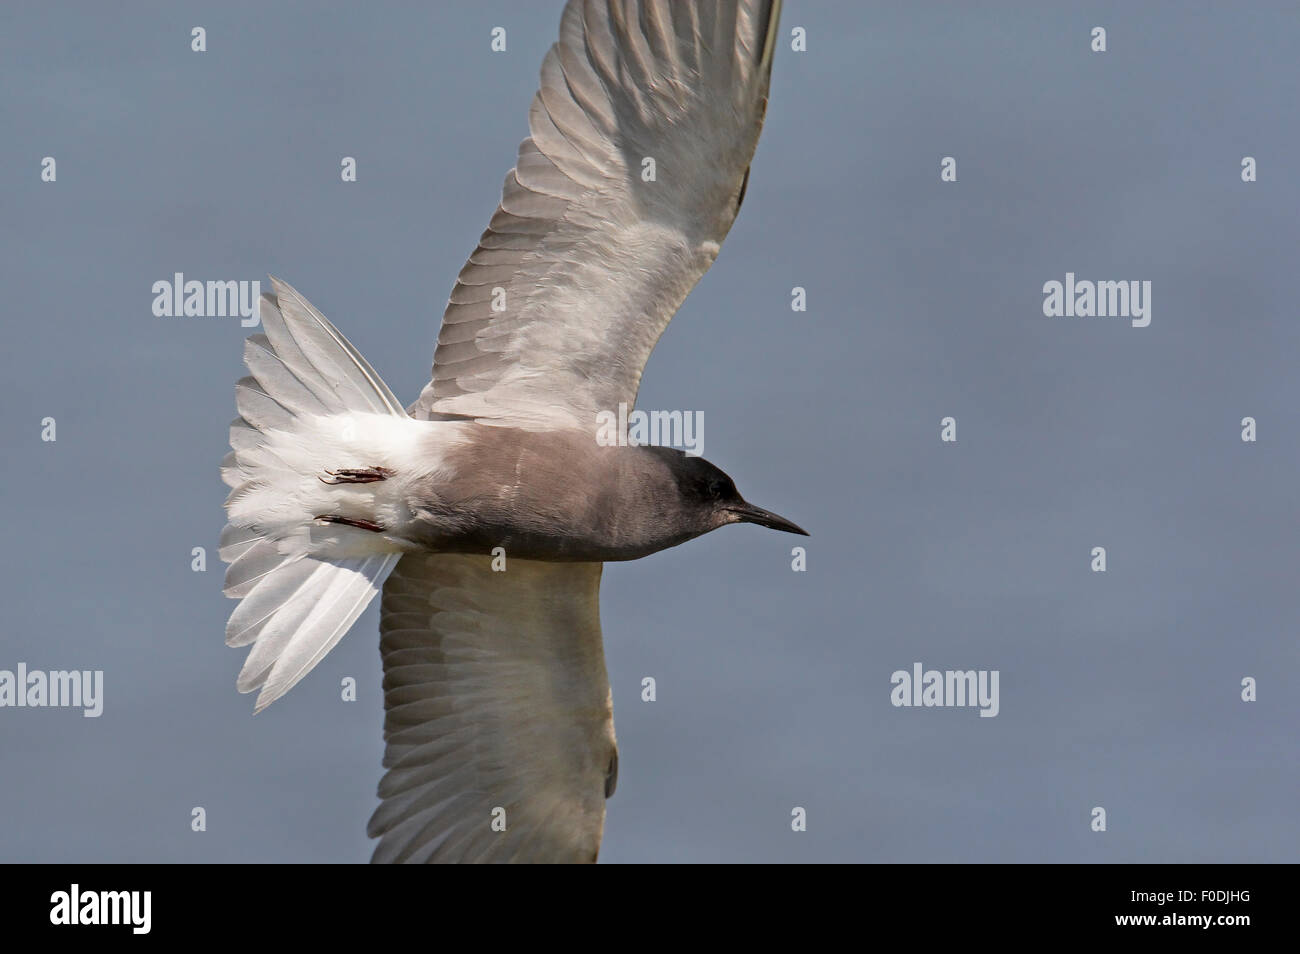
xmin=314 ymin=514 xmax=386 ymax=532
xmin=318 ymin=466 xmax=395 ymax=485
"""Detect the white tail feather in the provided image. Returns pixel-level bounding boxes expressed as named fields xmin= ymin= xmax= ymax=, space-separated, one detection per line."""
xmin=220 ymin=277 xmax=411 ymax=710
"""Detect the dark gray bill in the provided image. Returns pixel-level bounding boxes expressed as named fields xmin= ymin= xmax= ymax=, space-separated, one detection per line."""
xmin=728 ymin=503 xmax=809 ymax=536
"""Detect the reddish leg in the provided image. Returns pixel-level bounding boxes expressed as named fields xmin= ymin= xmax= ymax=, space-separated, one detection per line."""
xmin=314 ymin=514 xmax=386 ymax=532
xmin=319 ymin=466 xmax=394 ymax=485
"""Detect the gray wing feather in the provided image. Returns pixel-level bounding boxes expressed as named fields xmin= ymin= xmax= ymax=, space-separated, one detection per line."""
xmin=369 ymin=554 xmax=616 ymax=863
xmin=411 ymin=0 xmax=782 ymax=428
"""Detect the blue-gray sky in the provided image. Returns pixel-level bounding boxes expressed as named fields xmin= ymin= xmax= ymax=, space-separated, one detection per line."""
xmin=2 ymin=1 xmax=1297 ymax=862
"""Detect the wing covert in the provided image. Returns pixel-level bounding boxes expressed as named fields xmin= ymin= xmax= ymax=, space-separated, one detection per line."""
xmin=411 ymin=0 xmax=782 ymax=428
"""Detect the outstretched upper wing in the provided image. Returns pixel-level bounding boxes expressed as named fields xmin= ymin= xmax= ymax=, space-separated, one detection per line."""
xmin=368 ymin=553 xmax=617 ymax=863
xmin=411 ymin=0 xmax=782 ymax=428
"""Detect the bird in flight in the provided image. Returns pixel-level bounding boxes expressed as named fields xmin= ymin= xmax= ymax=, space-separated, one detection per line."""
xmin=220 ymin=0 xmax=800 ymax=863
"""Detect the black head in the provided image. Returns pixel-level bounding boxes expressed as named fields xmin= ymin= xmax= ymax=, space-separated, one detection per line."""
xmin=649 ymin=448 xmax=808 ymax=537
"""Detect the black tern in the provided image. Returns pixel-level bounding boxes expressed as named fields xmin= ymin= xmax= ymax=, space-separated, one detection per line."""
xmin=220 ymin=0 xmax=800 ymax=863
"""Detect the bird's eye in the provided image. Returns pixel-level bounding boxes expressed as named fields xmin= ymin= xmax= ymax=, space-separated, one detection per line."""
xmin=707 ymin=478 xmax=726 ymax=500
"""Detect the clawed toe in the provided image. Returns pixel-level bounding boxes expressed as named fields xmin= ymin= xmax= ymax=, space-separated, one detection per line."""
xmin=313 ymin=514 xmax=386 ymax=532
xmin=318 ymin=466 xmax=395 ymax=485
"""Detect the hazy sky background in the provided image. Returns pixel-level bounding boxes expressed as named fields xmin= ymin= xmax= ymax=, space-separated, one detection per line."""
xmin=2 ymin=1 xmax=1297 ymax=862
